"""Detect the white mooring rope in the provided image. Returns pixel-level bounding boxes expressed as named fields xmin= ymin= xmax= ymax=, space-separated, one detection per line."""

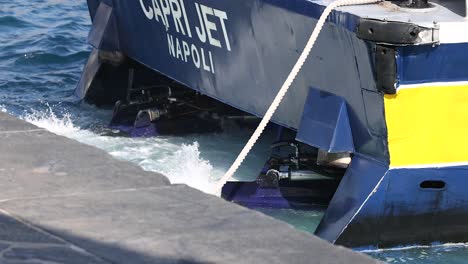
xmin=214 ymin=0 xmax=382 ymax=194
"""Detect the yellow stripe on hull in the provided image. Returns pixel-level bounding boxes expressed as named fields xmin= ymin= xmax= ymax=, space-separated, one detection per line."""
xmin=384 ymin=84 xmax=468 ymax=167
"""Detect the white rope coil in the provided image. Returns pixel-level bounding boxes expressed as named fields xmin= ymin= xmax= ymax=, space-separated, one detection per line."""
xmin=215 ymin=0 xmax=382 ymax=193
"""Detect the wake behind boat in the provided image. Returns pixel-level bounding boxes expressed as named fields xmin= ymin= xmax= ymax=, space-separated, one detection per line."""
xmin=76 ymin=0 xmax=468 ymax=249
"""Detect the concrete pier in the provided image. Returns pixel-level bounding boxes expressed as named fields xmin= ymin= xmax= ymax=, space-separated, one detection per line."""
xmin=0 ymin=112 xmax=379 ymax=263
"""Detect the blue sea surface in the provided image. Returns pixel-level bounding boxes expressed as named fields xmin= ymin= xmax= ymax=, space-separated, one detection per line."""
xmin=1 ymin=1 xmax=467 ymax=263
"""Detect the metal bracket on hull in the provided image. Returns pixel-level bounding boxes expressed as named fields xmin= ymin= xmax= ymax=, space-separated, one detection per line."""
xmin=375 ymin=45 xmax=397 ymax=94
xmin=357 ymin=19 xmax=438 ymax=45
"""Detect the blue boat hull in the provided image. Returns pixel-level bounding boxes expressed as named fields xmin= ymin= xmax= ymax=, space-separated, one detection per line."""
xmin=77 ymin=0 xmax=468 ymax=249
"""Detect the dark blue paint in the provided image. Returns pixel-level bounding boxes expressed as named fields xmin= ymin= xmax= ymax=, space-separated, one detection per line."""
xmin=221 ymin=179 xmax=338 ymax=209
xmin=383 ymin=166 xmax=468 ymax=216
xmin=296 ymin=88 xmax=354 ymax=153
xmin=110 ymin=124 xmax=159 ymax=137
xmin=317 ymin=162 xmax=468 ymax=248
xmin=222 ymin=182 xmax=296 ymax=209
xmin=315 ymin=154 xmax=388 ymax=244
xmin=397 ymin=43 xmax=468 ymax=84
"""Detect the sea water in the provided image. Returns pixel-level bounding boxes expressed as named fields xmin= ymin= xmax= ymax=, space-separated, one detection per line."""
xmin=1 ymin=1 xmax=467 ymax=263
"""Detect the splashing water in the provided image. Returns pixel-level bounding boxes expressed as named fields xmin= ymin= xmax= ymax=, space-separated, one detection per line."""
xmin=22 ymin=107 xmax=220 ymax=194
xmin=141 ymin=142 xmax=217 ymax=192
xmin=23 ymin=105 xmax=79 ymax=134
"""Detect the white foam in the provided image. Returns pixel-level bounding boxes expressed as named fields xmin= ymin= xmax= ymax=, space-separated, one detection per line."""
xmin=359 ymin=242 xmax=468 ymax=253
xmin=24 ymin=107 xmax=79 ymax=135
xmin=141 ymin=142 xmax=216 ymax=193
xmin=22 ymin=108 xmax=220 ymax=195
